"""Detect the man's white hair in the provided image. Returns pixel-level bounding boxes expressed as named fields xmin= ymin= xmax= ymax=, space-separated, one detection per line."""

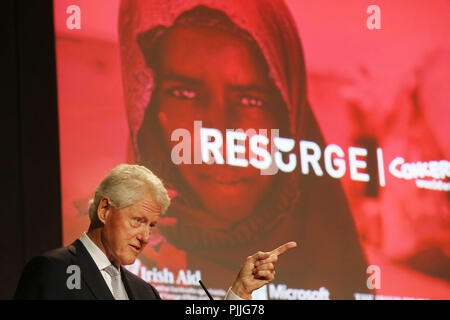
xmin=88 ymin=164 xmax=170 ymax=220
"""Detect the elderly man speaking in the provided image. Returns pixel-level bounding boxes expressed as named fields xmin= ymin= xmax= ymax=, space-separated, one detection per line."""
xmin=14 ymin=164 xmax=296 ymax=300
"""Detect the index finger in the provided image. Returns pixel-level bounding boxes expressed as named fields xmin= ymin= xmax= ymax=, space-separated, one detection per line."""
xmin=269 ymin=241 xmax=297 ymax=257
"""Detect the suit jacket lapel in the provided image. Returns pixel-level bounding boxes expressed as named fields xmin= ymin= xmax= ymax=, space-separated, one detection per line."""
xmin=69 ymin=240 xmax=115 ymax=300
xmin=121 ymin=268 xmax=136 ymax=300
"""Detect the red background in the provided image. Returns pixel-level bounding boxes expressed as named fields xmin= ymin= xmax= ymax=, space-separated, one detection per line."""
xmin=54 ymin=0 xmax=450 ymax=299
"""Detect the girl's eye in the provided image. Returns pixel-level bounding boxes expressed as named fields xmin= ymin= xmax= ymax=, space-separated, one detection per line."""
xmin=240 ymin=96 xmax=264 ymax=108
xmin=171 ymin=88 xmax=197 ymax=99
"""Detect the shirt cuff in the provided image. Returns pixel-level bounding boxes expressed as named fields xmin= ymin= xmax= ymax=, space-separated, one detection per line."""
xmin=224 ymin=287 xmax=248 ymax=300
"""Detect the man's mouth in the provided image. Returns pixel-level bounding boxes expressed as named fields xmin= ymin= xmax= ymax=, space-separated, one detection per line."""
xmin=129 ymin=244 xmax=141 ymax=253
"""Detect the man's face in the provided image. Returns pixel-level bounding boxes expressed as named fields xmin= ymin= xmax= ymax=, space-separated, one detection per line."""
xmin=101 ymin=194 xmax=161 ymax=266
xmin=144 ymin=25 xmax=283 ymax=229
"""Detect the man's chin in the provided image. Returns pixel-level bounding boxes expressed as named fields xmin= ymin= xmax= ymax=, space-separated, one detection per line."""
xmin=121 ymin=256 xmax=138 ymax=266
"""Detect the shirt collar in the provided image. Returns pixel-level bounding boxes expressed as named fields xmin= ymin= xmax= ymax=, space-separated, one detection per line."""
xmin=79 ymin=232 xmax=115 ymax=271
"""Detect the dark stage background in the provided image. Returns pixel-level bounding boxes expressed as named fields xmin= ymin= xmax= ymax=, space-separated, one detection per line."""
xmin=0 ymin=0 xmax=61 ymax=299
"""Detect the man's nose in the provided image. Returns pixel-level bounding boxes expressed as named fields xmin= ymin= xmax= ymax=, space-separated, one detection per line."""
xmin=137 ymin=227 xmax=151 ymax=245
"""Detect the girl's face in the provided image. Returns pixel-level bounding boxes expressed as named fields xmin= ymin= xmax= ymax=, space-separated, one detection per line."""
xmin=147 ymin=24 xmax=284 ymax=229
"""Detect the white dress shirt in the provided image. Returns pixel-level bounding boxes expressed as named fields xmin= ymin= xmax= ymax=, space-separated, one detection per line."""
xmin=79 ymin=232 xmax=129 ymax=300
xmin=225 ymin=287 xmax=245 ymax=300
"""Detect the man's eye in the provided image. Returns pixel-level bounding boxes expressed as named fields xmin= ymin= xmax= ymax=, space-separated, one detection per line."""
xmin=240 ymin=96 xmax=264 ymax=108
xmin=171 ymin=88 xmax=197 ymax=99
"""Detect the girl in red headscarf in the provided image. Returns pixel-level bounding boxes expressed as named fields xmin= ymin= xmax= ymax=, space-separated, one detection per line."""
xmin=119 ymin=0 xmax=371 ymax=299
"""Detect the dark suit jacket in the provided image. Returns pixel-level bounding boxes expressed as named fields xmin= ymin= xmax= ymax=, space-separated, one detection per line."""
xmin=14 ymin=239 xmax=161 ymax=300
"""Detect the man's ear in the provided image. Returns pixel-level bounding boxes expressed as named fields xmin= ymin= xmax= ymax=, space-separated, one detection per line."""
xmin=97 ymin=196 xmax=112 ymax=224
